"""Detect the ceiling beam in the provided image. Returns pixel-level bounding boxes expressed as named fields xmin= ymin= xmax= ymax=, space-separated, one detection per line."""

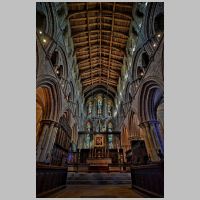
xmin=76 ymin=51 xmax=123 ymax=59
xmin=68 ymin=10 xmax=132 ymax=20
xmin=81 ymin=67 xmax=120 ymax=77
xmin=76 ymin=45 xmax=125 ymax=55
xmin=70 ymin=22 xmax=130 ymax=30
xmin=70 ymin=16 xmax=131 ymax=23
xmin=74 ymin=39 xmax=127 ymax=48
xmin=72 ymin=29 xmax=128 ymax=39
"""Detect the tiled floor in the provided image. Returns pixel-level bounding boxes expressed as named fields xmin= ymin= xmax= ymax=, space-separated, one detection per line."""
xmin=47 ymin=184 xmax=148 ymax=198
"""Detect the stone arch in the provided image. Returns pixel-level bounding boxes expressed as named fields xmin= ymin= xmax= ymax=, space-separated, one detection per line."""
xmin=48 ymin=45 xmax=68 ymax=81
xmin=36 ymin=40 xmax=39 ymax=77
xmin=36 ymin=8 xmax=47 ymax=33
xmin=36 ymin=3 xmax=50 ymax=35
xmin=143 ymin=2 xmax=164 ymax=39
xmin=36 ymin=76 xmax=62 ymax=122
xmin=138 ymin=77 xmax=164 ymax=123
xmin=36 ymin=87 xmax=51 ymax=144
xmin=132 ymin=48 xmax=150 ymax=80
xmin=36 ymin=2 xmax=58 ymax=47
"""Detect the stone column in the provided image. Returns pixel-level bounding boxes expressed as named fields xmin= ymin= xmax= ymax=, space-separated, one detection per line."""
xmin=36 ymin=122 xmax=49 ymax=162
xmin=150 ymin=121 xmax=164 ymax=153
xmin=46 ymin=125 xmax=59 ymax=163
xmin=140 ymin=122 xmax=159 ymax=161
xmin=39 ymin=121 xmax=55 ymax=162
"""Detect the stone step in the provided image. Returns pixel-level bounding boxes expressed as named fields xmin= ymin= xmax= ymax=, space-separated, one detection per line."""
xmin=67 ymin=172 xmax=131 ymax=185
xmin=67 ymin=180 xmax=132 ymax=185
xmin=67 ymin=173 xmax=131 ymax=179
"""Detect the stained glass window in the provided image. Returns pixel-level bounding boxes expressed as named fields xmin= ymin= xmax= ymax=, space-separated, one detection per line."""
xmin=97 ymin=119 xmax=101 ymax=132
xmin=88 ymin=101 xmax=92 ymax=115
xmin=108 ymin=122 xmax=113 ymax=132
xmin=86 ymin=121 xmax=92 ymax=132
xmin=97 ymin=95 xmax=103 ymax=117
xmin=107 ymin=100 xmax=112 ymax=116
xmin=108 ymin=134 xmax=113 ymax=149
xmin=85 ymin=134 xmax=90 ymax=148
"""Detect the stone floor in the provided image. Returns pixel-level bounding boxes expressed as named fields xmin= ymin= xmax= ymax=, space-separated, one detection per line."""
xmin=47 ymin=184 xmax=149 ymax=198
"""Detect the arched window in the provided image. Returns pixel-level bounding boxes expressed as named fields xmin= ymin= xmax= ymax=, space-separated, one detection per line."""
xmin=88 ymin=101 xmax=92 ymax=115
xmin=107 ymin=100 xmax=113 ymax=116
xmin=108 ymin=134 xmax=113 ymax=149
xmin=85 ymin=134 xmax=90 ymax=149
xmin=86 ymin=121 xmax=92 ymax=132
xmin=108 ymin=122 xmax=113 ymax=132
xmin=97 ymin=95 xmax=103 ymax=117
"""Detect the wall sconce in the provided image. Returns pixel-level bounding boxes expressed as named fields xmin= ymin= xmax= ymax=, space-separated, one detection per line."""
xmin=42 ymin=38 xmax=47 ymax=43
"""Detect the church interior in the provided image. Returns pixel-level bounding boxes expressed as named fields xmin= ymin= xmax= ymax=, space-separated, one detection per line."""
xmin=36 ymin=2 xmax=164 ymax=198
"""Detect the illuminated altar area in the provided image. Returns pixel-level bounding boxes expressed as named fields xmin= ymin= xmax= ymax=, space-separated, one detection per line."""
xmin=77 ymin=93 xmax=123 ymax=169
xmin=78 ymin=131 xmax=122 ymax=165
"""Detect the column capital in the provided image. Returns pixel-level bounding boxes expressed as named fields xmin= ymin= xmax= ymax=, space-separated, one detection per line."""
xmin=148 ymin=120 xmax=160 ymax=125
xmin=40 ymin=119 xmax=59 ymax=127
xmin=139 ymin=121 xmax=149 ymax=128
xmin=139 ymin=120 xmax=160 ymax=127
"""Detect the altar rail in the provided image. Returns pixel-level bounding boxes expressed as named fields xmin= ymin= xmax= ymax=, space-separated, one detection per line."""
xmin=131 ymin=162 xmax=164 ymax=197
xmin=36 ymin=163 xmax=67 ymax=197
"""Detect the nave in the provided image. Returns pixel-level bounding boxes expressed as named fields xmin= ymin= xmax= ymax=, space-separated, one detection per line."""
xmin=36 ymin=2 xmax=164 ymax=198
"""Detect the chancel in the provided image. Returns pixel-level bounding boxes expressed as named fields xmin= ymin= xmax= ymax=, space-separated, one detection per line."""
xmin=36 ymin=1 xmax=164 ymax=198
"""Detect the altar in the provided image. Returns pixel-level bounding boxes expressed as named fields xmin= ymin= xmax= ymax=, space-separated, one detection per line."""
xmin=86 ymin=157 xmax=112 ymax=165
xmin=78 ymin=131 xmax=122 ymax=167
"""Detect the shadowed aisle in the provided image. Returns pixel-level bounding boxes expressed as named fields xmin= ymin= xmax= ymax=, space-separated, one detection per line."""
xmin=47 ymin=184 xmax=149 ymax=198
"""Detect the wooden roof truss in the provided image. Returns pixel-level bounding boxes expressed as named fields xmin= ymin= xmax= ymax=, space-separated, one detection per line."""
xmin=67 ymin=2 xmax=134 ymax=97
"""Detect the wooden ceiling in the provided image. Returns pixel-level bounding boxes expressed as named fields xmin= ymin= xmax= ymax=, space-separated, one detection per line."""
xmin=67 ymin=2 xmax=134 ymax=97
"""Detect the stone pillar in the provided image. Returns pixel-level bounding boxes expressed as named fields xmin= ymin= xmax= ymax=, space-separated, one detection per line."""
xmin=140 ymin=122 xmax=159 ymax=161
xmin=150 ymin=121 xmax=164 ymax=153
xmin=39 ymin=121 xmax=56 ymax=163
xmin=36 ymin=122 xmax=48 ymax=162
xmin=46 ymin=125 xmax=59 ymax=163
